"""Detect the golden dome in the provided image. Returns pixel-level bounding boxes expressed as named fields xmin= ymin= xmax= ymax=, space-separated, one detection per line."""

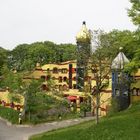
xmin=76 ymin=21 xmax=91 ymax=44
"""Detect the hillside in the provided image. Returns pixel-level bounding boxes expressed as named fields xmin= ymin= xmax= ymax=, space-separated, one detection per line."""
xmin=30 ymin=102 xmax=140 ymax=140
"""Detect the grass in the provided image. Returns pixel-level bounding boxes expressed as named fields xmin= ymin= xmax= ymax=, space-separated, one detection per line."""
xmin=0 ymin=106 xmax=19 ymax=124
xmin=30 ymin=102 xmax=140 ymax=140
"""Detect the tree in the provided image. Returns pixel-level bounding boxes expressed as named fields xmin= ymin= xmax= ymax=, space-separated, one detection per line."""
xmin=128 ymin=0 xmax=140 ymax=26
xmin=0 ymin=65 xmax=22 ymax=92
xmin=0 ymin=47 xmax=8 ymax=75
xmin=23 ymin=79 xmax=42 ymax=121
xmin=124 ymin=48 xmax=140 ymax=74
xmin=91 ymin=30 xmax=113 ymax=124
xmin=8 ymin=41 xmax=76 ymax=72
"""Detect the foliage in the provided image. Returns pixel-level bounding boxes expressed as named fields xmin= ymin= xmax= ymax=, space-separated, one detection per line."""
xmin=124 ymin=48 xmax=140 ymax=74
xmin=0 ymin=47 xmax=8 ymax=75
xmin=128 ymin=0 xmax=140 ymax=26
xmin=80 ymin=100 xmax=91 ymax=117
xmin=30 ymin=102 xmax=140 ymax=140
xmin=0 ymin=106 xmax=19 ymax=124
xmin=107 ymin=98 xmax=120 ymax=116
xmin=0 ymin=65 xmax=23 ymax=93
xmin=91 ymin=30 xmax=112 ymax=124
xmin=8 ymin=41 xmax=76 ymax=71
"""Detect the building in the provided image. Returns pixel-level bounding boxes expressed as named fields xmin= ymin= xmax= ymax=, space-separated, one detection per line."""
xmin=23 ymin=22 xmax=140 ymax=116
xmin=111 ymin=47 xmax=130 ymax=110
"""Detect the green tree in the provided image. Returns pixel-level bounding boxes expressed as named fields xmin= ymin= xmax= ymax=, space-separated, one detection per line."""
xmin=0 ymin=47 xmax=8 ymax=75
xmin=91 ymin=30 xmax=112 ymax=124
xmin=128 ymin=0 xmax=140 ymax=26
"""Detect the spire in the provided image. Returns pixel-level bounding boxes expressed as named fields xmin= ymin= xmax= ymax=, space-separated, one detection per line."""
xmin=111 ymin=48 xmax=129 ymax=70
xmin=76 ymin=21 xmax=91 ymax=44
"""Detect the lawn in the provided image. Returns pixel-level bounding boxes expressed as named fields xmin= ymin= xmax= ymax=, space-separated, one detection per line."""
xmin=0 ymin=106 xmax=19 ymax=124
xmin=30 ymin=102 xmax=140 ymax=140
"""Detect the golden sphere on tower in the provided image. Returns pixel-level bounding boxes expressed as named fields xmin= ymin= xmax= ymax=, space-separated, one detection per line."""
xmin=76 ymin=21 xmax=91 ymax=44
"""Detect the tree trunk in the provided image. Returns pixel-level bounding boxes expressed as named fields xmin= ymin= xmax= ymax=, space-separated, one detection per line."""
xmin=96 ymin=91 xmax=99 ymax=124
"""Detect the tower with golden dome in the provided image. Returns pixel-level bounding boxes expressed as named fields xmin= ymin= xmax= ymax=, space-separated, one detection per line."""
xmin=76 ymin=21 xmax=91 ymax=91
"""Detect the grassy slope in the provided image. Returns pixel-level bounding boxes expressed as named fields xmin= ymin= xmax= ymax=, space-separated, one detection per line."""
xmin=0 ymin=106 xmax=19 ymax=124
xmin=30 ymin=102 xmax=140 ymax=140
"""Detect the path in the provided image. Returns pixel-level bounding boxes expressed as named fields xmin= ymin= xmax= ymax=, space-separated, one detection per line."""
xmin=0 ymin=117 xmax=95 ymax=140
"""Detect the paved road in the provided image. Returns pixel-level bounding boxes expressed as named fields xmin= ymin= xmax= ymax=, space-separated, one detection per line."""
xmin=0 ymin=117 xmax=94 ymax=140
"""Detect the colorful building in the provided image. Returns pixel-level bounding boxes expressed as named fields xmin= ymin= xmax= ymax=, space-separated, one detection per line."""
xmin=22 ymin=22 xmax=140 ymax=116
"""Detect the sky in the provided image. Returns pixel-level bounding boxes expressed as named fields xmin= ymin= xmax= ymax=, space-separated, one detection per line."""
xmin=0 ymin=0 xmax=137 ymax=50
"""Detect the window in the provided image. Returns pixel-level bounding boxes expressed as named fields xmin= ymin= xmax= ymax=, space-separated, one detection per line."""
xmin=46 ymin=75 xmax=51 ymax=80
xmin=132 ymin=88 xmax=140 ymax=96
xmin=59 ymin=77 xmax=62 ymax=83
xmin=138 ymin=89 xmax=140 ymax=96
xmin=63 ymin=77 xmax=67 ymax=82
xmin=123 ymin=91 xmax=128 ymax=96
xmin=41 ymin=76 xmax=45 ymax=81
xmin=61 ymin=68 xmax=68 ymax=73
xmin=59 ymin=85 xmax=63 ymax=91
xmin=132 ymin=88 xmax=137 ymax=96
xmin=73 ymin=77 xmax=76 ymax=81
xmin=63 ymin=84 xmax=68 ymax=91
xmin=115 ymin=89 xmax=120 ymax=96
xmin=53 ymin=67 xmax=58 ymax=73
xmin=73 ymin=84 xmax=76 ymax=89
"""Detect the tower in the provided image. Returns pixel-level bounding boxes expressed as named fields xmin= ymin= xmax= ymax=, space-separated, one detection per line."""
xmin=76 ymin=21 xmax=91 ymax=91
xmin=111 ymin=48 xmax=130 ymax=110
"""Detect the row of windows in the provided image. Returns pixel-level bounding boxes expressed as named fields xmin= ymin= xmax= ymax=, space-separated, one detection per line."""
xmin=114 ymin=88 xmax=140 ymax=96
xmin=55 ymin=84 xmax=77 ymax=91
xmin=46 ymin=68 xmax=76 ymax=74
xmin=115 ymin=89 xmax=128 ymax=96
xmin=41 ymin=75 xmax=92 ymax=83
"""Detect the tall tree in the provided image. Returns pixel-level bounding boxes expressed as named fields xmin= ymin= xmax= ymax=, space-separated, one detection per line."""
xmin=128 ymin=0 xmax=140 ymax=26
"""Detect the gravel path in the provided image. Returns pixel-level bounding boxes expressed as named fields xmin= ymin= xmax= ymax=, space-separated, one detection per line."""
xmin=0 ymin=117 xmax=95 ymax=140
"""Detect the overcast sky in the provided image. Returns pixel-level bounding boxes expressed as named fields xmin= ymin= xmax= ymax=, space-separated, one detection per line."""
xmin=0 ymin=0 xmax=136 ymax=50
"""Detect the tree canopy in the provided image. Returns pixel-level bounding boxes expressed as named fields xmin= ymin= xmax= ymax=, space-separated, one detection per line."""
xmin=128 ymin=0 xmax=140 ymax=26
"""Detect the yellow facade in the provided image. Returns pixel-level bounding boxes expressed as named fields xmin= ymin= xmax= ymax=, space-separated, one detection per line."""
xmin=131 ymin=69 xmax=140 ymax=103
xmin=0 ymin=90 xmax=24 ymax=111
xmin=40 ymin=60 xmax=112 ymax=116
xmin=23 ymin=60 xmax=140 ymax=116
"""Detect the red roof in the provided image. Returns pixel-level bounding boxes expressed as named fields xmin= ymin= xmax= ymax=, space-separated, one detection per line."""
xmin=67 ymin=96 xmax=77 ymax=101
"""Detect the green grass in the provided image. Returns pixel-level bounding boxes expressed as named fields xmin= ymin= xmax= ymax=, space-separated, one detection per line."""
xmin=30 ymin=102 xmax=140 ymax=140
xmin=0 ymin=106 xmax=19 ymax=124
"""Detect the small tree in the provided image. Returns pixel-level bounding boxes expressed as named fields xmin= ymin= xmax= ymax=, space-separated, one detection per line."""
xmin=91 ymin=30 xmax=112 ymax=124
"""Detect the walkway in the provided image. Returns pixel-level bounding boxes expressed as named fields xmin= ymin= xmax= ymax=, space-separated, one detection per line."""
xmin=0 ymin=117 xmax=95 ymax=140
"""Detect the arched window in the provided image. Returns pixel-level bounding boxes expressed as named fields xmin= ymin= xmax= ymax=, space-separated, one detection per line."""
xmin=62 ymin=68 xmax=68 ymax=73
xmin=53 ymin=67 xmax=58 ymax=73
xmin=132 ymin=87 xmax=137 ymax=96
xmin=59 ymin=85 xmax=63 ymax=91
xmin=73 ymin=84 xmax=76 ymax=89
xmin=59 ymin=76 xmax=62 ymax=83
xmin=41 ymin=76 xmax=45 ymax=81
xmin=73 ymin=77 xmax=76 ymax=81
xmin=46 ymin=75 xmax=51 ymax=80
xmin=63 ymin=77 xmax=67 ymax=82
xmin=63 ymin=84 xmax=68 ymax=91
xmin=115 ymin=89 xmax=120 ymax=96
xmin=138 ymin=89 xmax=140 ymax=96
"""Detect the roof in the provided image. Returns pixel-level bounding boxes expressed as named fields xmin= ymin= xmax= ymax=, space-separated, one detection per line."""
xmin=76 ymin=21 xmax=91 ymax=44
xmin=111 ymin=52 xmax=129 ymax=70
xmin=42 ymin=60 xmax=77 ymax=71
